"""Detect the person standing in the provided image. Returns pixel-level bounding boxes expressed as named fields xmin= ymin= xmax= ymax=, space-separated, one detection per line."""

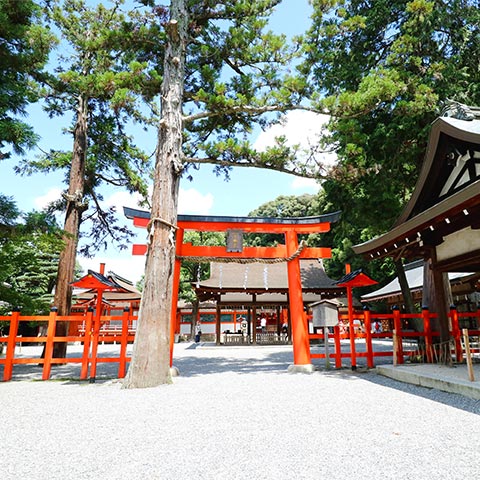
xmin=194 ymin=321 xmax=202 ymax=343
xmin=260 ymin=315 xmax=267 ymax=333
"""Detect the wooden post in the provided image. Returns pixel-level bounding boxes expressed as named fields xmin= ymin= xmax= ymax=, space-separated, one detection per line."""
xmin=393 ymin=307 xmax=404 ymax=364
xmin=286 ymin=230 xmax=311 ymax=368
xmin=216 ymin=302 xmax=221 ymax=345
xmin=334 ymin=324 xmax=342 ymax=368
xmin=80 ymin=308 xmax=94 ymax=380
xmin=423 ymin=307 xmax=433 ymax=363
xmin=43 ymin=308 xmax=58 ymax=380
xmin=3 ymin=308 xmax=21 ymax=381
xmin=450 ymin=305 xmax=462 ymax=363
xmin=345 ymin=264 xmax=357 ymax=370
xmin=118 ymin=307 xmax=130 ymax=378
xmin=324 ymin=327 xmax=330 ymax=369
xmin=462 ymin=328 xmax=475 ymax=382
xmin=89 ymin=303 xmax=102 ymax=382
xmin=252 ymin=295 xmax=257 ymax=344
xmin=364 ymin=306 xmax=374 ymax=368
xmin=393 ymin=329 xmax=398 ymax=367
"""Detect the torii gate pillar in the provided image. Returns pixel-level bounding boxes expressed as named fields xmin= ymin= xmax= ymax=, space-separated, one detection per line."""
xmin=286 ymin=230 xmax=314 ymax=373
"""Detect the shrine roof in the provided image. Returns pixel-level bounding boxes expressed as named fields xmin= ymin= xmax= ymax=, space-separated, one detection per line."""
xmin=195 ymin=259 xmax=344 ymax=297
xmin=353 ymin=106 xmax=480 ymax=263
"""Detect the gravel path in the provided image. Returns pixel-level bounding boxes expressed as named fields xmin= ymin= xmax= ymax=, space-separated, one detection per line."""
xmin=1 ymin=343 xmax=479 ymax=480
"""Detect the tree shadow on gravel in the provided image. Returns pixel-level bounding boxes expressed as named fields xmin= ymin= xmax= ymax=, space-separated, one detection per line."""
xmin=173 ymin=350 xmax=294 ymax=377
xmin=350 ymin=370 xmax=480 ymax=415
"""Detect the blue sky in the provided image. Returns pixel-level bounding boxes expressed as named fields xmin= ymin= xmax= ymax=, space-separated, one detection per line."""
xmin=1 ymin=0 xmax=329 ymax=282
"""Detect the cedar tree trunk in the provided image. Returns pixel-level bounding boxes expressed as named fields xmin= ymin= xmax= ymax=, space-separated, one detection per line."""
xmin=51 ymin=93 xmax=88 ymax=358
xmin=123 ymin=1 xmax=187 ymax=388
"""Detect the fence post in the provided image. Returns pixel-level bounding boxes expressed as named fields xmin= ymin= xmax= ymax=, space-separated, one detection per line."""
xmin=364 ymin=306 xmax=374 ymax=368
xmin=118 ymin=307 xmax=130 ymax=378
xmin=3 ymin=307 xmax=21 ymax=381
xmin=422 ymin=306 xmax=433 ymax=363
xmin=462 ymin=328 xmax=475 ymax=382
xmin=334 ymin=323 xmax=342 ymax=369
xmin=89 ymin=308 xmax=101 ymax=383
xmin=80 ymin=308 xmax=94 ymax=380
xmin=392 ymin=306 xmax=404 ymax=365
xmin=450 ymin=305 xmax=462 ymax=363
xmin=42 ymin=307 xmax=58 ymax=380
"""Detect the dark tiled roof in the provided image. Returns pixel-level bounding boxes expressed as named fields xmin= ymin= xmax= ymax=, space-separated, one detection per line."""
xmin=196 ymin=259 xmax=342 ymax=295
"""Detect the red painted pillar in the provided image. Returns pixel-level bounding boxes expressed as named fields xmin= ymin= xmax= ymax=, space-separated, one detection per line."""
xmin=423 ymin=307 xmax=433 ymax=363
xmin=80 ymin=307 xmax=94 ymax=380
xmin=170 ymin=228 xmax=184 ymax=368
xmin=3 ymin=308 xmax=21 ymax=381
xmin=364 ymin=306 xmax=374 ymax=368
xmin=333 ymin=324 xmax=342 ymax=368
xmin=43 ymin=307 xmax=58 ymax=380
xmin=345 ymin=264 xmax=357 ymax=370
xmin=450 ymin=305 xmax=462 ymax=363
xmin=285 ymin=230 xmax=311 ymax=368
xmin=118 ymin=307 xmax=130 ymax=378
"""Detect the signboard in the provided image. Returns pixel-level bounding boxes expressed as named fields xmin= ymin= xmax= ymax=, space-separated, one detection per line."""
xmin=311 ymin=300 xmax=339 ymax=327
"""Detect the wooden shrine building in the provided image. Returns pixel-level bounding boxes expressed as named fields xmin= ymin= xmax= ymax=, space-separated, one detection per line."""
xmin=125 ymin=206 xmax=341 ymax=372
xmin=193 ymin=259 xmax=344 ymax=342
xmin=353 ymin=103 xmax=480 ymax=347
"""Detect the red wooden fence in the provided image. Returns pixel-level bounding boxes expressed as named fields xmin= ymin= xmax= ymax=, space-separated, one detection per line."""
xmin=0 ymin=307 xmax=136 ymax=382
xmin=1 ymin=306 xmax=479 ymax=381
xmin=309 ymin=306 xmax=480 ymax=368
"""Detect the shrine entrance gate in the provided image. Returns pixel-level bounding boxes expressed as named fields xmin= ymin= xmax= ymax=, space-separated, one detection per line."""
xmin=125 ymin=207 xmax=341 ymax=372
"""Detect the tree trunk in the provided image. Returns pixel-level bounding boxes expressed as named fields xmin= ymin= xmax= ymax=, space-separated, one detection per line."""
xmin=51 ymin=93 xmax=88 ymax=358
xmin=423 ymin=256 xmax=453 ymax=363
xmin=394 ymin=258 xmax=415 ymax=314
xmin=123 ymin=1 xmax=187 ymax=388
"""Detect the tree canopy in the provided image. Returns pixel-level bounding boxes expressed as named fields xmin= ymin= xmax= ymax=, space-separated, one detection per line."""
xmin=0 ymin=0 xmax=54 ymax=158
xmin=0 ymin=194 xmax=65 ymax=314
xmin=302 ymin=0 xmax=480 ymax=280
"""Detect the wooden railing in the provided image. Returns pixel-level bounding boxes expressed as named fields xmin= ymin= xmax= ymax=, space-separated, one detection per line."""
xmin=0 ymin=307 xmax=136 ymax=382
xmin=2 ymin=306 xmax=479 ymax=381
xmin=309 ymin=306 xmax=480 ymax=369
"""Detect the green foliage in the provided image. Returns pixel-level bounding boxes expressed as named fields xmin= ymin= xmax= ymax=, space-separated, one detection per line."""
xmin=302 ymin=0 xmax=480 ymax=284
xmin=15 ymin=0 xmax=164 ymax=255
xmin=178 ymin=0 xmax=321 ymax=179
xmin=0 ymin=195 xmax=64 ymax=314
xmin=0 ymin=0 xmax=55 ymax=158
xmin=179 ymin=231 xmax=225 ymax=303
xmin=246 ymin=194 xmax=321 ymax=246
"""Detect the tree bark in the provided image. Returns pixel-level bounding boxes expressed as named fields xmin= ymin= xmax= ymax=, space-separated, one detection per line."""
xmin=394 ymin=258 xmax=415 ymax=314
xmin=423 ymin=255 xmax=453 ymax=363
xmin=123 ymin=1 xmax=187 ymax=388
xmin=51 ymin=93 xmax=88 ymax=358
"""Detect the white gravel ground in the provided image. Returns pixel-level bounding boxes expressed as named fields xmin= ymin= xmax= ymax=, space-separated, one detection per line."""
xmin=1 ymin=342 xmax=479 ymax=480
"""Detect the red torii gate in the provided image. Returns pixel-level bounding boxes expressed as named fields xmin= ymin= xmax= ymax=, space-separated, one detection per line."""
xmin=124 ymin=207 xmax=341 ymax=372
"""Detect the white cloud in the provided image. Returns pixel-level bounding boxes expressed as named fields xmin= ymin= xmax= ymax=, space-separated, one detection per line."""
xmin=254 ymin=110 xmax=329 ymax=150
xmin=104 ymin=190 xmax=144 ymax=210
xmin=290 ymin=177 xmax=320 ymax=192
xmin=253 ymin=110 xmax=337 ymax=169
xmin=179 ymin=187 xmax=214 ymax=215
xmin=33 ymin=187 xmax=63 ymax=209
xmin=79 ymin=252 xmax=146 ymax=284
